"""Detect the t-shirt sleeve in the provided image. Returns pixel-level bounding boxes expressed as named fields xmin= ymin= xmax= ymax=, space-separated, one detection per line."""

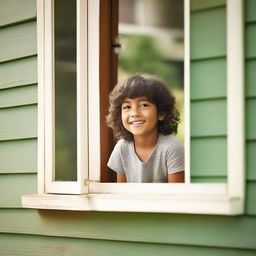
xmin=167 ymin=143 xmax=184 ymax=174
xmin=107 ymin=140 xmax=126 ymax=175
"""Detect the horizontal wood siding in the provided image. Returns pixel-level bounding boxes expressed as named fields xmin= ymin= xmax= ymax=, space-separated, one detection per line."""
xmin=0 ymin=0 xmax=36 ymax=27
xmin=190 ymin=3 xmax=227 ymax=182
xmin=0 ymin=21 xmax=36 ymax=63
xmin=0 ymin=105 xmax=37 ymax=140
xmin=246 ymin=99 xmax=256 ymax=140
xmin=191 ymin=137 xmax=227 ymax=177
xmin=191 ymin=100 xmax=226 ymax=137
xmin=246 ymin=59 xmax=256 ymax=97
xmin=190 ymin=0 xmax=226 ymax=11
xmin=245 ymin=23 xmax=256 ymax=58
xmin=0 ymin=139 xmax=37 ymax=174
xmin=0 ymin=57 xmax=37 ymax=89
xmin=0 ymin=84 xmax=37 ymax=108
xmin=246 ymin=182 xmax=256 ymax=215
xmin=0 ymin=1 xmax=255 ymax=255
xmin=191 ymin=58 xmax=226 ymax=100
xmin=247 ymin=141 xmax=256 ymax=180
xmin=245 ymin=0 xmax=256 ymax=23
xmin=0 ymin=233 xmax=256 ymax=256
xmin=0 ymin=174 xmax=36 ymax=207
xmin=190 ymin=7 xmax=226 ymax=60
xmin=0 ymin=209 xmax=256 ymax=250
xmin=245 ymin=0 xmax=256 ymax=216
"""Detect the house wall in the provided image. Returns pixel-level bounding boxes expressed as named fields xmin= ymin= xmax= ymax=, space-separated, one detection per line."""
xmin=190 ymin=0 xmax=227 ymax=183
xmin=0 ymin=0 xmax=255 ymax=255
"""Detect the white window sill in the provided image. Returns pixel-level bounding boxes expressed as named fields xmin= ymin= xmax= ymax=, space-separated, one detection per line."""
xmin=22 ymin=193 xmax=243 ymax=215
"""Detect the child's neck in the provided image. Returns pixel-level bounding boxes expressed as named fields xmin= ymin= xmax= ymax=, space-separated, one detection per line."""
xmin=133 ymin=131 xmax=159 ymax=162
xmin=133 ymin=131 xmax=159 ymax=149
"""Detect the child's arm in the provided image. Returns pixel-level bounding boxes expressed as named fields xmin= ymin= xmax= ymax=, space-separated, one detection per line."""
xmin=117 ymin=173 xmax=127 ymax=183
xmin=167 ymin=141 xmax=184 ymax=183
xmin=107 ymin=140 xmax=127 ymax=182
xmin=168 ymin=171 xmax=184 ymax=183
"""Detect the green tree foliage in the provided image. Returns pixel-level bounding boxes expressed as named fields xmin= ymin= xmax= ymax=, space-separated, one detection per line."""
xmin=119 ymin=35 xmax=182 ymax=89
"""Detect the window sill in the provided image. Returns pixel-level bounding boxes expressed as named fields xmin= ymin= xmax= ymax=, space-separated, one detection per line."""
xmin=22 ymin=193 xmax=243 ymax=215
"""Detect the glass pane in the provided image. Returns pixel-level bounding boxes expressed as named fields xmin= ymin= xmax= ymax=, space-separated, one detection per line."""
xmin=118 ymin=0 xmax=184 ymax=142
xmin=54 ymin=0 xmax=77 ymax=181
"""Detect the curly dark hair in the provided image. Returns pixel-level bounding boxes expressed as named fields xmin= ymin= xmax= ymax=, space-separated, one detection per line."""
xmin=106 ymin=74 xmax=180 ymax=141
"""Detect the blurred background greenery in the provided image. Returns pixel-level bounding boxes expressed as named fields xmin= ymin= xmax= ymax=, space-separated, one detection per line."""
xmin=54 ymin=0 xmax=77 ymax=181
xmin=118 ymin=0 xmax=184 ymax=142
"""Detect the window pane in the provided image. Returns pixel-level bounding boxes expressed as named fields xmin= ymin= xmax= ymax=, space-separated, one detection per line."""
xmin=118 ymin=0 xmax=184 ymax=142
xmin=54 ymin=0 xmax=77 ymax=181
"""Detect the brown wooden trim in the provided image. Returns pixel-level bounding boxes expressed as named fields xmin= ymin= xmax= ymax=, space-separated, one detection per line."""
xmin=111 ymin=0 xmax=119 ymax=86
xmin=99 ymin=0 xmax=118 ymax=182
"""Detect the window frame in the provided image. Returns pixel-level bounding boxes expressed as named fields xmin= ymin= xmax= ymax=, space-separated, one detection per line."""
xmin=22 ymin=0 xmax=245 ymax=215
xmin=39 ymin=0 xmax=89 ymax=194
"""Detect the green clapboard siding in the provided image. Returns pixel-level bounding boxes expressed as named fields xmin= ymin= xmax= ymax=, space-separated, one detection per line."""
xmin=0 ymin=104 xmax=37 ymax=140
xmin=191 ymin=176 xmax=226 ymax=183
xmin=0 ymin=84 xmax=37 ymax=108
xmin=1 ymin=209 xmax=256 ymax=249
xmin=245 ymin=24 xmax=256 ymax=59
xmin=0 ymin=21 xmax=36 ymax=62
xmin=0 ymin=139 xmax=37 ymax=174
xmin=191 ymin=137 xmax=227 ymax=177
xmin=245 ymin=0 xmax=256 ymax=218
xmin=246 ymin=182 xmax=256 ymax=215
xmin=191 ymin=58 xmax=226 ymax=100
xmin=191 ymin=7 xmax=226 ymax=60
xmin=247 ymin=141 xmax=256 ymax=181
xmin=190 ymin=3 xmax=227 ymax=182
xmin=0 ymin=0 xmax=36 ymax=27
xmin=0 ymin=234 xmax=256 ymax=256
xmin=0 ymin=173 xmax=36 ymax=207
xmin=245 ymin=0 xmax=256 ymax=23
xmin=0 ymin=56 xmax=37 ymax=89
xmin=191 ymin=99 xmax=226 ymax=137
xmin=191 ymin=0 xmax=226 ymax=11
xmin=246 ymin=59 xmax=256 ymax=97
xmin=246 ymin=99 xmax=256 ymax=140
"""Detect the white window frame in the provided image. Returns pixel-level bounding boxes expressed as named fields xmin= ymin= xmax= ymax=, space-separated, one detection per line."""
xmin=22 ymin=0 xmax=245 ymax=215
xmin=39 ymin=0 xmax=89 ymax=194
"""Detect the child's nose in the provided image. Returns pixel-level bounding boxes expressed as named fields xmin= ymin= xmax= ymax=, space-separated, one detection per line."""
xmin=130 ymin=108 xmax=140 ymax=117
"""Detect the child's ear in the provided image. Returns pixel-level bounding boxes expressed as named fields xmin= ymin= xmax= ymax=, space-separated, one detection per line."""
xmin=158 ymin=114 xmax=166 ymax=121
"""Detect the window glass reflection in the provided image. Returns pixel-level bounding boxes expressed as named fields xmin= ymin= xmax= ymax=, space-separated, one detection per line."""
xmin=54 ymin=0 xmax=77 ymax=181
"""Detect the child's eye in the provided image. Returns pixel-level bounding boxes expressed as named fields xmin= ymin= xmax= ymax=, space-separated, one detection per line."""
xmin=122 ymin=105 xmax=130 ymax=110
xmin=140 ymin=103 xmax=150 ymax=108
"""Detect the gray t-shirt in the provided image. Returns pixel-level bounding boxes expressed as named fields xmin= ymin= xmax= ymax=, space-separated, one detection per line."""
xmin=107 ymin=134 xmax=184 ymax=183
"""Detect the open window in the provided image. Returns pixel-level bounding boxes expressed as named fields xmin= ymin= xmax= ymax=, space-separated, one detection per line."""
xmin=22 ymin=0 xmax=245 ymax=215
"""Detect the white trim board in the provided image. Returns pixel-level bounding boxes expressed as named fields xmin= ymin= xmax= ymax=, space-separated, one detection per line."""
xmin=22 ymin=193 xmax=243 ymax=215
xmin=27 ymin=0 xmax=245 ymax=215
xmin=38 ymin=0 xmax=89 ymax=194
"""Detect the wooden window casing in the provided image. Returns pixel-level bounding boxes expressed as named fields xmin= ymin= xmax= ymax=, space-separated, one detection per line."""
xmin=22 ymin=0 xmax=245 ymax=215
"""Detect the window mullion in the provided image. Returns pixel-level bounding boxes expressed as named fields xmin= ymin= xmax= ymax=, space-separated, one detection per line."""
xmin=88 ymin=0 xmax=101 ymax=184
xmin=227 ymin=0 xmax=244 ymax=199
xmin=184 ymin=0 xmax=191 ymax=184
xmin=44 ymin=0 xmax=55 ymax=192
xmin=77 ymin=0 xmax=89 ymax=193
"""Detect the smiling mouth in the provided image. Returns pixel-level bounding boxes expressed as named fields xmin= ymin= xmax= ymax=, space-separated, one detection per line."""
xmin=129 ymin=121 xmax=145 ymax=126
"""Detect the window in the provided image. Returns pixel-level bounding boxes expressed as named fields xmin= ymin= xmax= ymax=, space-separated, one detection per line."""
xmin=22 ymin=0 xmax=245 ymax=215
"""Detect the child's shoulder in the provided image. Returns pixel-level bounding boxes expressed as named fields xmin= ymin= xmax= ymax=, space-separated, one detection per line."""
xmin=116 ymin=138 xmax=130 ymax=145
xmin=114 ymin=138 xmax=131 ymax=150
xmin=158 ymin=134 xmax=183 ymax=151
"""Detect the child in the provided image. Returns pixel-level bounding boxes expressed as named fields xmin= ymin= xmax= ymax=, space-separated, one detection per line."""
xmin=106 ymin=74 xmax=184 ymax=183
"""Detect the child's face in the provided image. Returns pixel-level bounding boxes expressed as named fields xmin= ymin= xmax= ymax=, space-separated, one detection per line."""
xmin=121 ymin=96 xmax=165 ymax=138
